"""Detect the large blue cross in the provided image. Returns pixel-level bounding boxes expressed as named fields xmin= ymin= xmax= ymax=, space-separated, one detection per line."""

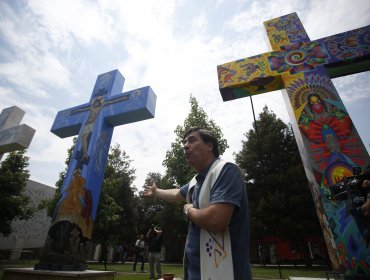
xmin=37 ymin=69 xmax=156 ymax=270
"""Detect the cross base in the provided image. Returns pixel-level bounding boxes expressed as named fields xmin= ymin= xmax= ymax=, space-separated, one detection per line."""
xmin=34 ymin=262 xmax=88 ymax=271
xmin=3 ymin=267 xmax=115 ymax=280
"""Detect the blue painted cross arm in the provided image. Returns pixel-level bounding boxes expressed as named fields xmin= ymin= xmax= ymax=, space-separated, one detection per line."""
xmin=51 ymin=86 xmax=156 ymax=138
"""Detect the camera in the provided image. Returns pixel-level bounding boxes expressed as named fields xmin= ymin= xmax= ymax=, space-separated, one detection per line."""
xmin=329 ymin=166 xmax=370 ymax=207
xmin=329 ymin=166 xmax=370 ymax=247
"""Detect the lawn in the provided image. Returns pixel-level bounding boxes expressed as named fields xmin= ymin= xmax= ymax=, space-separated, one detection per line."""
xmin=0 ymin=260 xmax=332 ymax=279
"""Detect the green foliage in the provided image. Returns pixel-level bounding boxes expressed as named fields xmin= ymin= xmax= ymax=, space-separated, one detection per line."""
xmin=132 ymin=173 xmax=163 ymax=239
xmin=137 ymin=172 xmax=164 ymax=227
xmin=163 ymin=95 xmax=229 ymax=186
xmin=155 ymin=174 xmax=187 ymax=233
xmin=235 ymin=106 xmax=322 ymax=260
xmin=135 ymin=173 xmax=187 ymax=261
xmin=93 ymin=144 xmax=137 ymax=246
xmin=0 ymin=150 xmax=34 ymax=235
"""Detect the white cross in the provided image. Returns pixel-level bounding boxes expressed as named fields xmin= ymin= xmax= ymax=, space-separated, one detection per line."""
xmin=0 ymin=106 xmax=35 ymax=160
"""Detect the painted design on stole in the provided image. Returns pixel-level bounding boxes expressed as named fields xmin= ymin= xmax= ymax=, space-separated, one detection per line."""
xmin=205 ymin=231 xmax=227 ymax=267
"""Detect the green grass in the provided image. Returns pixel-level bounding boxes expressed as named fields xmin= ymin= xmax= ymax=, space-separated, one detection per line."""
xmin=0 ymin=260 xmax=331 ymax=279
xmin=88 ymin=262 xmax=184 ymax=279
xmin=251 ymin=266 xmax=330 ymax=279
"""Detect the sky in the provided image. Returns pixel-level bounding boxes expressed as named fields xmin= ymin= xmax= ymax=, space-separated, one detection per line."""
xmin=0 ymin=0 xmax=369 ymax=191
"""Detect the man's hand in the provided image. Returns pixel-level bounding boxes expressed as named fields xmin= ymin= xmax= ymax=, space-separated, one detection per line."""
xmin=183 ymin=203 xmax=193 ymax=223
xmin=184 ymin=203 xmax=193 ymax=215
xmin=143 ymin=182 xmax=157 ymax=197
xmin=142 ymin=183 xmax=184 ymax=202
xmin=362 ymin=179 xmax=370 ymax=188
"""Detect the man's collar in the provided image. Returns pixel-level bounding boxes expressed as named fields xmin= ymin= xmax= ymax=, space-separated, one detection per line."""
xmin=198 ymin=157 xmax=219 ymax=179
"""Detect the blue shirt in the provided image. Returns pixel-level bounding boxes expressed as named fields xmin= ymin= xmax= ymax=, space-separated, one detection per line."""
xmin=180 ymin=161 xmax=251 ymax=280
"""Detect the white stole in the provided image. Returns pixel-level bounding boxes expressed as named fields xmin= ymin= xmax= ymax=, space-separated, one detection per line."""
xmin=188 ymin=159 xmax=234 ymax=280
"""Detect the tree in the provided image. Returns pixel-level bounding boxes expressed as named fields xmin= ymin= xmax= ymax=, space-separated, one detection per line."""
xmin=235 ymin=106 xmax=322 ymax=264
xmin=153 ymin=174 xmax=188 ymax=261
xmin=0 ymin=150 xmax=34 ymax=235
xmin=163 ymin=95 xmax=229 ymax=186
xmin=132 ymin=172 xmax=165 ymax=255
xmin=135 ymin=172 xmax=190 ymax=262
xmin=93 ymin=184 xmax=122 ymax=268
xmin=94 ymin=144 xmax=136 ymax=242
xmin=94 ymin=144 xmax=137 ymax=245
xmin=135 ymin=172 xmax=164 ymax=231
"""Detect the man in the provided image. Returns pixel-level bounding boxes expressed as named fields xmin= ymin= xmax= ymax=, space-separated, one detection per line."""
xmin=146 ymin=224 xmax=163 ymax=279
xmin=132 ymin=234 xmax=145 ymax=273
xmin=114 ymin=244 xmax=123 ymax=263
xmin=144 ymin=127 xmax=251 ymax=280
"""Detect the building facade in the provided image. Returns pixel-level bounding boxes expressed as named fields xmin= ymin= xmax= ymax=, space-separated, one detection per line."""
xmin=0 ymin=180 xmax=55 ymax=260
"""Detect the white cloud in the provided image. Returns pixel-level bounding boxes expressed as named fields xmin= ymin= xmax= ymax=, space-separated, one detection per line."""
xmin=304 ymin=0 xmax=370 ymax=38
xmin=27 ymin=0 xmax=117 ymax=47
xmin=333 ymin=72 xmax=370 ymax=104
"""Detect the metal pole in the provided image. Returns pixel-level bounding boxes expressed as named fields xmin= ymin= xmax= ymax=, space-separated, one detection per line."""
xmin=249 ymin=96 xmax=261 ymax=143
xmin=273 ymin=238 xmax=283 ymax=279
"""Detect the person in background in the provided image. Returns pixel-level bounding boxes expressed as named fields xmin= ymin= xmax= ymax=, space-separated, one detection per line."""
xmin=146 ymin=224 xmax=163 ymax=279
xmin=114 ymin=244 xmax=123 ymax=263
xmin=132 ymin=234 xmax=145 ymax=273
xmin=122 ymin=241 xmax=128 ymax=263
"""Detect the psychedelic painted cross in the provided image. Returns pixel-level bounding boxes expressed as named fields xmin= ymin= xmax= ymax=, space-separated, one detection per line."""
xmin=0 ymin=106 xmax=35 ymax=160
xmin=36 ymin=69 xmax=156 ymax=271
xmin=217 ymin=13 xmax=370 ymax=277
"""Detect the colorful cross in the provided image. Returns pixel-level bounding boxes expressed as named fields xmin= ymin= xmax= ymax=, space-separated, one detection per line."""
xmin=218 ymin=13 xmax=370 ymax=276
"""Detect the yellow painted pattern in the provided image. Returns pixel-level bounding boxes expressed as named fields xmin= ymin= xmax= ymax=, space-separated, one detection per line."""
xmin=218 ymin=53 xmax=283 ymax=97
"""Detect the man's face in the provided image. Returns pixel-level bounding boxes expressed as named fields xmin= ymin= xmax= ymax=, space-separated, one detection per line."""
xmin=183 ymin=131 xmax=213 ymax=170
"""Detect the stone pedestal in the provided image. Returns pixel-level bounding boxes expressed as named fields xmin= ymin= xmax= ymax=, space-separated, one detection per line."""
xmin=2 ymin=268 xmax=115 ymax=280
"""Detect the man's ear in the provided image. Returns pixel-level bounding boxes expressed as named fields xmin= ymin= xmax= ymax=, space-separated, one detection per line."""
xmin=207 ymin=142 xmax=213 ymax=153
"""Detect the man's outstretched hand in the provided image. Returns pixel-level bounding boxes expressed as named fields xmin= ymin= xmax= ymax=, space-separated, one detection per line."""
xmin=143 ymin=182 xmax=157 ymax=197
